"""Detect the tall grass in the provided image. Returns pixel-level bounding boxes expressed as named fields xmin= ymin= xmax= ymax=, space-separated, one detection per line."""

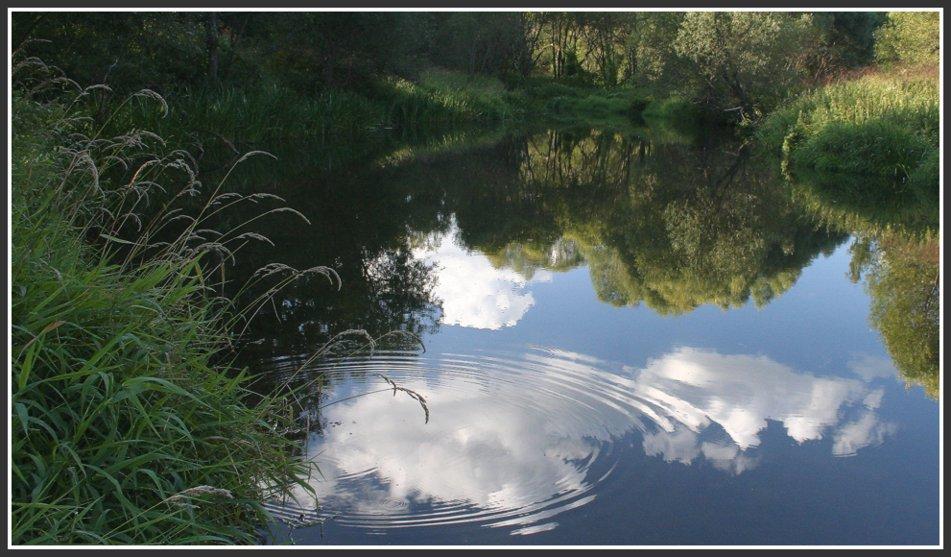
xmin=511 ymin=75 xmax=648 ymax=126
xmin=758 ymin=67 xmax=939 ymax=235
xmin=759 ymin=67 xmax=938 ymax=174
xmin=350 ymin=68 xmax=526 ymax=133
xmin=113 ymin=83 xmax=385 ymax=150
xmin=10 ymin=58 xmax=329 ymax=544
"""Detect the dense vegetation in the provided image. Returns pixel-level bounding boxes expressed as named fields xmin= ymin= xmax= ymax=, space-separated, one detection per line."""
xmin=10 ymin=55 xmax=326 ymax=544
xmin=13 ymin=12 xmax=892 ymax=140
xmin=10 ymin=10 xmax=940 ymax=545
xmin=760 ymin=67 xmax=938 ymax=235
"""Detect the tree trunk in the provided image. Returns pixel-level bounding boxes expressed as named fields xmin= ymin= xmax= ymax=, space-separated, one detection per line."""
xmin=727 ymin=67 xmax=753 ymax=116
xmin=205 ymin=13 xmax=220 ymax=84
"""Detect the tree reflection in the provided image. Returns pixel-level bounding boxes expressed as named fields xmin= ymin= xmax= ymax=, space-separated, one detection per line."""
xmin=847 ymin=233 xmax=939 ymax=399
xmin=789 ymin=155 xmax=939 ymax=398
xmin=219 ymin=124 xmax=935 ymax=400
xmin=444 ymin=128 xmax=846 ymax=314
xmin=866 ymin=236 xmax=939 ymax=398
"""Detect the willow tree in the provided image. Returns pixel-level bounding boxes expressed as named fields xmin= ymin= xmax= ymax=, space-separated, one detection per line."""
xmin=673 ymin=12 xmax=821 ymax=116
xmin=875 ymin=11 xmax=940 ymax=67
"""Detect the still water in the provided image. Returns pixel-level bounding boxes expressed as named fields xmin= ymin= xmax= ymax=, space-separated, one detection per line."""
xmin=231 ymin=126 xmax=939 ymax=545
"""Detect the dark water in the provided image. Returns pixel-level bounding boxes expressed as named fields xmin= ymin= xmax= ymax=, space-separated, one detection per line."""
xmin=229 ymin=125 xmax=939 ymax=545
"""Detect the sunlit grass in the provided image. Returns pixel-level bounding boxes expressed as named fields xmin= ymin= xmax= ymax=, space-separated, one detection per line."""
xmin=759 ymin=66 xmax=938 ymax=173
xmin=757 ymin=66 xmax=938 ymax=236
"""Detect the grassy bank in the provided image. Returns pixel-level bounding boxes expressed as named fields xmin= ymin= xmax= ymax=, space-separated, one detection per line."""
xmin=757 ymin=67 xmax=938 ymax=234
xmin=759 ymin=66 xmax=938 ymax=170
xmin=11 ymin=69 xmax=317 ymax=544
xmin=110 ymin=68 xmax=648 ymax=158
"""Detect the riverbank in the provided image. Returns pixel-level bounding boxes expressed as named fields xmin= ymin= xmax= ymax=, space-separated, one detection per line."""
xmin=112 ymin=69 xmax=650 ymax=153
xmin=757 ymin=65 xmax=939 ymax=234
xmin=10 ymin=75 xmax=317 ymax=544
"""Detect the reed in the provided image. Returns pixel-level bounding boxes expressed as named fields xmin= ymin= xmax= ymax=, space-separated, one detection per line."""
xmin=10 ymin=56 xmax=334 ymax=545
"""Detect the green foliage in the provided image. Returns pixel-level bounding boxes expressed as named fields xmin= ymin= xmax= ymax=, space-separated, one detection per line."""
xmin=13 ymin=13 xmax=208 ymax=91
xmin=625 ymin=13 xmax=690 ymax=87
xmin=429 ymin=13 xmax=531 ymax=77
xmin=816 ymin=12 xmax=886 ymax=69
xmin=760 ymin=69 xmax=938 ymax=235
xmin=908 ymin=149 xmax=939 ymax=205
xmin=673 ymin=12 xmax=822 ymax=115
xmin=875 ymin=11 xmax=940 ymax=67
xmin=11 ymin=65 xmax=314 ymax=544
xmin=640 ymin=97 xmax=705 ymax=143
xmin=539 ymin=89 xmax=640 ymax=122
xmin=760 ymin=70 xmax=938 ymax=151
xmin=378 ymin=70 xmax=519 ymax=128
xmin=794 ymin=119 xmax=930 ymax=179
xmin=851 ymin=235 xmax=939 ymax=398
xmin=507 ymin=77 xmax=648 ymax=127
xmin=16 ymin=11 xmax=897 ymax=122
xmin=15 ymin=10 xmax=919 ymax=133
xmin=123 ymin=83 xmax=384 ymax=147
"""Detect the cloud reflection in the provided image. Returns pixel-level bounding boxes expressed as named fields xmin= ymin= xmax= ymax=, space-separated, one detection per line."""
xmin=286 ymin=347 xmax=897 ymax=531
xmin=412 ymin=226 xmax=551 ymax=330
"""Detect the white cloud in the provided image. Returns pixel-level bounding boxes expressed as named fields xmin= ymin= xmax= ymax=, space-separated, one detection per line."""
xmin=832 ymin=409 xmax=897 ymax=457
xmin=631 ymin=348 xmax=896 ymax=470
xmin=635 ymin=348 xmax=867 ymax=449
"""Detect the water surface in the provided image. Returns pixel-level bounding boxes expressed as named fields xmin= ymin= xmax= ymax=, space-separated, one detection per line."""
xmin=230 ymin=126 xmax=938 ymax=545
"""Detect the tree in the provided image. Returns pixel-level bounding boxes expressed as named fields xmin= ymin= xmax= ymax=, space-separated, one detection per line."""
xmin=429 ymin=13 xmax=529 ymax=77
xmin=673 ymin=12 xmax=820 ymax=115
xmin=875 ymin=11 xmax=940 ymax=67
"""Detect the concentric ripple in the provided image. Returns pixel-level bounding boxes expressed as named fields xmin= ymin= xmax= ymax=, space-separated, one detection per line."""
xmin=260 ymin=346 xmax=894 ymax=537
xmin=261 ymin=347 xmax=640 ymax=535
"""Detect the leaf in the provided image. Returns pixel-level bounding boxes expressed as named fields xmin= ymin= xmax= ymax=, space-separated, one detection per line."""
xmin=99 ymin=233 xmax=135 ymax=245
xmin=14 ymin=402 xmax=30 ymax=436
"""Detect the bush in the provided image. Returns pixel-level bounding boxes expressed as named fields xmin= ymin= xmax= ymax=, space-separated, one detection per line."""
xmin=759 ymin=71 xmax=938 ymax=173
xmin=792 ymin=118 xmax=931 ymax=179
